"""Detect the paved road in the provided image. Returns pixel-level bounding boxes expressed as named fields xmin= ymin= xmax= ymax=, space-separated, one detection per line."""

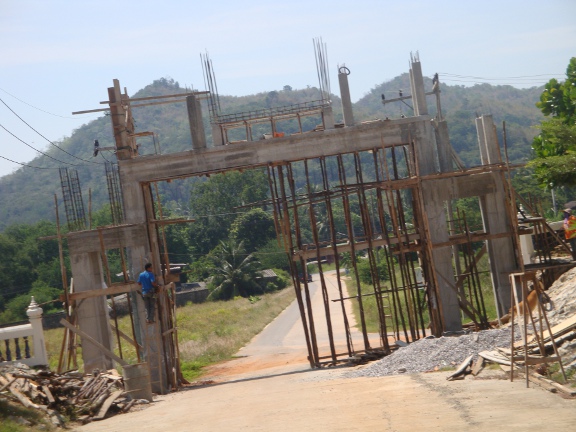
xmin=78 ymin=273 xmax=576 ymax=431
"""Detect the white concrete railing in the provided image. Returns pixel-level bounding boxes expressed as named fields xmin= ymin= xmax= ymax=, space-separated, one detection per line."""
xmin=0 ymin=297 xmax=49 ymax=367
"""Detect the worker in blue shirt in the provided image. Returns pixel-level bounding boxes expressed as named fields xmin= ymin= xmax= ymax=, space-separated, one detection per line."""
xmin=138 ymin=263 xmax=161 ymax=323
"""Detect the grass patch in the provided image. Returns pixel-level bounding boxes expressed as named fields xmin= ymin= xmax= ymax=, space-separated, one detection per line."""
xmin=43 ymin=287 xmax=296 ymax=381
xmin=0 ymin=398 xmax=53 ymax=432
xmin=548 ymin=362 xmax=576 ymax=386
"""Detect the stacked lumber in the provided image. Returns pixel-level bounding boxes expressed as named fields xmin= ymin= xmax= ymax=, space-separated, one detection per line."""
xmin=0 ymin=364 xmax=139 ymax=426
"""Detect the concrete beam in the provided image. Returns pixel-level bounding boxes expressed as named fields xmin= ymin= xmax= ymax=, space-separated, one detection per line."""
xmin=119 ymin=117 xmax=427 ymax=184
xmin=421 ymin=172 xmax=497 ymax=202
xmin=67 ymin=224 xmax=148 ymax=254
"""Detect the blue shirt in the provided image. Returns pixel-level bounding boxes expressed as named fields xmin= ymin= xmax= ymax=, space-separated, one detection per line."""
xmin=138 ymin=270 xmax=155 ymax=294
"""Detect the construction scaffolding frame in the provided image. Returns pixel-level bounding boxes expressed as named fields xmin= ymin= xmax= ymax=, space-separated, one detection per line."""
xmin=63 ymin=49 xmax=576 ymax=391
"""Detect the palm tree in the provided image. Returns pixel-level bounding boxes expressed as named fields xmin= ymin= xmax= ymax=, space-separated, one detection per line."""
xmin=208 ymin=240 xmax=262 ymax=300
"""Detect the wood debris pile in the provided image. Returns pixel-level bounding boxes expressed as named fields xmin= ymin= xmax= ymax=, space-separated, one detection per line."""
xmin=446 ymin=314 xmax=576 ymax=398
xmin=0 ymin=364 xmax=139 ymax=427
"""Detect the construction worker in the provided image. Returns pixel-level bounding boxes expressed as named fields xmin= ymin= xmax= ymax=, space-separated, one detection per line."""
xmin=563 ymin=209 xmax=576 ymax=260
xmin=137 ymin=263 xmax=161 ymax=323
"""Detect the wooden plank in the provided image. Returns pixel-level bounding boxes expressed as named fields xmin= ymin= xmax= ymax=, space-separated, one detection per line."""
xmin=479 ymin=350 xmax=511 ymax=366
xmin=446 ymin=355 xmax=474 ymax=381
xmin=110 ymin=324 xmax=143 ymax=350
xmin=42 ymin=385 xmax=56 ymax=404
xmin=60 ymin=319 xmax=127 ymax=366
xmin=523 ymin=356 xmax=560 ymax=366
xmin=471 ymin=357 xmax=484 ymax=376
xmin=94 ymin=389 xmax=123 ymax=420
xmin=8 ymin=385 xmax=42 ymax=410
xmin=0 ymin=377 xmax=17 ymax=392
xmin=527 ymin=373 xmax=576 ymax=396
xmin=162 ymin=327 xmax=177 ymax=337
xmin=69 ymin=282 xmax=140 ymax=301
xmin=514 ymin=315 xmax=576 ymax=349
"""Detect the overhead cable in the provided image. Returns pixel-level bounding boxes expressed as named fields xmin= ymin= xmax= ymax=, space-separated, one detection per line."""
xmin=0 ymin=122 xmax=82 ymax=167
xmin=0 ymin=96 xmax=103 ymax=165
xmin=0 ymin=86 xmax=80 ymax=119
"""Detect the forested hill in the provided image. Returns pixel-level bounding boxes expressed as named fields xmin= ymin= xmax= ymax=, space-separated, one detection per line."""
xmin=0 ymin=76 xmax=544 ymax=229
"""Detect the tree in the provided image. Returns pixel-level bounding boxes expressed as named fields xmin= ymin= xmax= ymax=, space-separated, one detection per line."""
xmin=529 ymin=58 xmax=576 ymax=188
xmin=229 ymin=208 xmax=276 ymax=253
xmin=353 ymin=250 xmax=389 ymax=285
xmin=207 ymin=240 xmax=263 ymax=300
xmin=254 ymin=238 xmax=290 ymax=271
xmin=188 ymin=169 xmax=269 ymax=255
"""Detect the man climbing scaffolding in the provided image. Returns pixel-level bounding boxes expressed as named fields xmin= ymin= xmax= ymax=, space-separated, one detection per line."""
xmin=138 ymin=263 xmax=161 ymax=323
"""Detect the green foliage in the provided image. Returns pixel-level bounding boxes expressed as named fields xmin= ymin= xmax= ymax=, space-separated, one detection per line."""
xmin=536 ymin=58 xmax=576 ymax=123
xmin=353 ymin=251 xmax=389 ymax=285
xmin=261 ymin=268 xmax=289 ymax=293
xmin=229 ymin=208 xmax=276 ymax=253
xmin=529 ymin=57 xmax=576 ymax=188
xmin=529 ymin=153 xmax=576 ymax=189
xmin=207 ymin=240 xmax=263 ymax=300
xmin=186 ymin=255 xmax=215 ymax=282
xmin=188 ymin=169 xmax=269 ymax=255
xmin=90 ymin=204 xmax=114 ymax=227
xmin=0 ymin=219 xmax=65 ymax=324
xmin=254 ymin=239 xmax=290 ymax=271
xmin=0 ymin=282 xmax=62 ymax=324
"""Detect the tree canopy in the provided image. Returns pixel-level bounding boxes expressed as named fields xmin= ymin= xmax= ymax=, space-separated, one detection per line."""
xmin=529 ymin=57 xmax=576 ymax=188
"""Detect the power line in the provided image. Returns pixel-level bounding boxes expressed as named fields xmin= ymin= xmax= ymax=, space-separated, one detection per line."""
xmin=436 ymin=72 xmax=565 ymax=86
xmin=440 ymin=78 xmax=550 ymax=86
xmin=0 ymin=122 xmax=82 ymax=167
xmin=439 ymin=72 xmax=564 ymax=80
xmin=0 ymin=151 xmax=52 ymax=170
xmin=0 ymin=86 xmax=81 ymax=119
xmin=0 ymin=96 xmax=103 ymax=165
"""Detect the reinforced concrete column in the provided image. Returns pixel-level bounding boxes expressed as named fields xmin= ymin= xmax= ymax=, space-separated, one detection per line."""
xmin=69 ymin=251 xmax=114 ymax=372
xmin=476 ymin=115 xmax=516 ymax=317
xmin=435 ymin=121 xmax=453 ymax=173
xmin=322 ymin=105 xmax=335 ymax=129
xmin=409 ymin=58 xmax=428 ymax=116
xmin=416 ymin=120 xmax=461 ymax=332
xmin=120 ymin=173 xmax=169 ymax=393
xmin=186 ymin=95 xmax=207 ymax=150
xmin=211 ymin=124 xmax=224 ymax=146
xmin=338 ymin=66 xmax=355 ymax=127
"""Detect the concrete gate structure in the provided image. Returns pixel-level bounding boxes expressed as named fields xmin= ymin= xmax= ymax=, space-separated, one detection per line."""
xmin=66 ymin=53 xmax=520 ymax=392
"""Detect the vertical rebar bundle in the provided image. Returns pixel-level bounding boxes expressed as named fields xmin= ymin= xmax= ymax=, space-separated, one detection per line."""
xmin=105 ymin=162 xmax=124 ymax=225
xmin=59 ymin=168 xmax=86 ymax=231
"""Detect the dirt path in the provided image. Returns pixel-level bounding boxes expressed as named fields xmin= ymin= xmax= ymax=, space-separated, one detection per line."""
xmin=78 ymin=274 xmax=576 ymax=431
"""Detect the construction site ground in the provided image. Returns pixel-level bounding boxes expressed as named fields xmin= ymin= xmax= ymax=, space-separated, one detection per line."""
xmin=77 ymin=272 xmax=576 ymax=431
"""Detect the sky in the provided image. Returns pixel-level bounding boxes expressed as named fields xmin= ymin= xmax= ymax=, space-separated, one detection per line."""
xmin=0 ymin=0 xmax=574 ymax=177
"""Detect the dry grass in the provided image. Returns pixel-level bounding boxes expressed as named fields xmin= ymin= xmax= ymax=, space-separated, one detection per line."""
xmin=43 ymin=287 xmax=296 ymax=380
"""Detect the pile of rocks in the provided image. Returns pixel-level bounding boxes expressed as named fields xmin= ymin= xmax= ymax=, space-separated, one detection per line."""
xmin=347 ymin=328 xmax=519 ymax=378
xmin=349 ymin=267 xmax=576 ymax=379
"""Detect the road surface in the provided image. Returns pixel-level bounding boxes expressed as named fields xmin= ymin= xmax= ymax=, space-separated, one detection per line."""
xmin=78 ymin=273 xmax=576 ymax=431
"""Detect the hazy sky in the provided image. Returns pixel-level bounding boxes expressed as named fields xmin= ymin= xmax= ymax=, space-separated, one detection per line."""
xmin=0 ymin=0 xmax=574 ymax=177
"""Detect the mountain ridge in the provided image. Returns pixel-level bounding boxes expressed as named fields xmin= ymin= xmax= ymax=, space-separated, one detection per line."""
xmin=0 ymin=75 xmax=544 ymax=229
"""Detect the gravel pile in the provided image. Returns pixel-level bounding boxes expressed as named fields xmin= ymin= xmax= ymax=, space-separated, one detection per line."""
xmin=347 ymin=328 xmax=520 ymax=378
